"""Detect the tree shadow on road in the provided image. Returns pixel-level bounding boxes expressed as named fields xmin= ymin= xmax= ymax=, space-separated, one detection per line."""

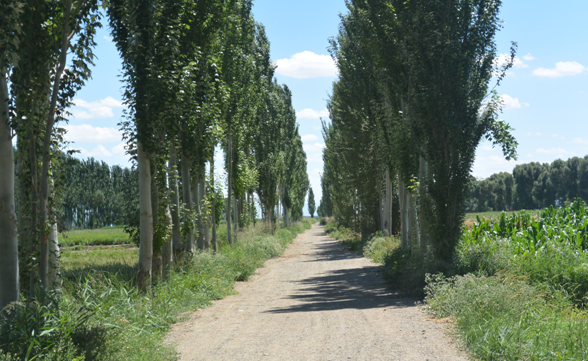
xmin=265 ymin=240 xmax=415 ymax=313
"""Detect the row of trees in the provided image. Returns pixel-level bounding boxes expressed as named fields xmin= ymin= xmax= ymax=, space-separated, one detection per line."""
xmin=465 ymin=156 xmax=588 ymax=213
xmin=1 ymin=0 xmax=309 ymax=310
xmin=318 ymin=0 xmax=517 ymax=265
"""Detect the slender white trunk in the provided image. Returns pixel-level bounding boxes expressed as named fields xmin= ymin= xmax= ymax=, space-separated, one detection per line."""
xmin=137 ymin=142 xmax=153 ymax=292
xmin=398 ymin=171 xmax=408 ymax=249
xmin=194 ymin=165 xmax=203 ymax=250
xmin=39 ymin=0 xmax=72 ymax=289
xmin=151 ymin=168 xmax=162 ymax=281
xmin=408 ymin=189 xmax=418 ymax=248
xmin=227 ymin=129 xmax=232 ymax=244
xmin=0 ymin=70 xmax=19 ymax=309
xmin=181 ymin=153 xmax=194 ymax=253
xmin=168 ymin=148 xmax=182 ymax=258
xmin=48 ymin=222 xmax=60 ymax=295
xmin=284 ymin=206 xmax=289 ymax=228
xmin=210 ymin=155 xmax=217 ymax=252
xmin=419 ymin=156 xmax=428 ymax=256
xmin=233 ymin=195 xmax=238 ymax=239
xmin=162 ymin=205 xmax=173 ymax=275
xmin=200 ymin=166 xmax=209 ymax=249
xmin=277 ymin=196 xmax=281 ymax=229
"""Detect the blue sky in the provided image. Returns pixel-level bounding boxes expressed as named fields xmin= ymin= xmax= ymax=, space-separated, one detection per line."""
xmin=65 ymin=1 xmax=588 ymax=213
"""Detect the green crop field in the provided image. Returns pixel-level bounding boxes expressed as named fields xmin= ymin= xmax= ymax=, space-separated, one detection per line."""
xmin=58 ymin=227 xmax=132 ymax=247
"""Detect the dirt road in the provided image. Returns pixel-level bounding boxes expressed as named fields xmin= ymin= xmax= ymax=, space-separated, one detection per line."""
xmin=166 ymin=224 xmax=468 ymax=361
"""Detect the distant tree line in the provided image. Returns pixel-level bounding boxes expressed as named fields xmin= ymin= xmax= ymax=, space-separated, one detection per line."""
xmin=465 ymin=156 xmax=588 ymax=213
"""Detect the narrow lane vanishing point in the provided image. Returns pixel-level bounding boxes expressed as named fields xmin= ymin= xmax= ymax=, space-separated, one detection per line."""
xmin=166 ymin=223 xmax=468 ymax=361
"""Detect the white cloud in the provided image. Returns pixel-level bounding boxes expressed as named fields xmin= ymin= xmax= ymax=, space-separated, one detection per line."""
xmin=495 ymin=54 xmax=528 ymax=69
xmin=472 ymin=155 xmax=522 ymax=179
xmin=275 ymin=51 xmax=338 ymax=79
xmin=552 ymin=134 xmax=565 ymax=140
xmin=527 ymin=132 xmax=542 ymax=136
xmin=574 ymin=137 xmax=588 ymax=146
xmin=104 ymin=35 xmax=113 ymax=41
xmin=70 ymin=96 xmax=124 ymax=120
xmin=63 ymin=124 xmax=122 ymax=143
xmin=301 ymin=134 xmax=319 ymax=142
xmin=111 ymin=143 xmax=127 ymax=156
xmin=80 ymin=145 xmax=113 ymax=157
xmin=296 ymin=108 xmax=330 ymax=120
xmin=533 ymin=61 xmax=587 ymax=78
xmin=536 ymin=147 xmax=573 ymax=156
xmin=501 ymin=94 xmax=529 ymax=110
xmin=523 ymin=53 xmax=536 ymax=61
xmin=303 ymin=143 xmax=325 ymax=153
xmin=306 ymin=152 xmax=323 ymax=163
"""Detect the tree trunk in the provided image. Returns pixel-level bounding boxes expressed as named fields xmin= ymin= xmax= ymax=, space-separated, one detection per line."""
xmin=233 ymin=195 xmax=238 ymax=240
xmin=408 ymin=189 xmax=418 ymax=249
xmin=137 ymin=142 xmax=153 ymax=292
xmin=39 ymin=0 xmax=72 ymax=290
xmin=284 ymin=205 xmax=289 ymax=228
xmin=168 ymin=148 xmax=182 ymax=258
xmin=151 ymin=165 xmax=162 ymax=282
xmin=398 ymin=171 xmax=408 ymax=249
xmin=181 ymin=152 xmax=194 ymax=253
xmin=210 ymin=154 xmax=217 ymax=252
xmin=227 ymin=128 xmax=232 ymax=244
xmin=199 ymin=165 xmax=209 ymax=249
xmin=277 ymin=196 xmax=281 ymax=229
xmin=162 ymin=205 xmax=173 ymax=275
xmin=194 ymin=165 xmax=204 ymax=250
xmin=419 ymin=156 xmax=428 ymax=256
xmin=0 ymin=70 xmax=19 ymax=310
xmin=47 ymin=222 xmax=60 ymax=295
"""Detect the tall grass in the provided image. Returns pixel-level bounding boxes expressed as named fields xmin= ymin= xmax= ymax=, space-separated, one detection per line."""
xmin=59 ymin=227 xmax=131 ymax=247
xmin=1 ymin=219 xmax=315 ymax=360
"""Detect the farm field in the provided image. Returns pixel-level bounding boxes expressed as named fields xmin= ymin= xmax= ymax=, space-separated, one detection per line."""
xmin=58 ymin=227 xmax=131 ymax=247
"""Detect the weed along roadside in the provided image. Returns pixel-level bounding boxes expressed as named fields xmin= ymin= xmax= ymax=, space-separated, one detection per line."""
xmin=0 ymin=220 xmax=315 ymax=360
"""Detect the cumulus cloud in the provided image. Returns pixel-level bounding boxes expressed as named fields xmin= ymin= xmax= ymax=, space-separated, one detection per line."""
xmin=303 ymin=143 xmax=325 ymax=153
xmin=533 ymin=61 xmax=587 ymax=78
xmin=495 ymin=54 xmax=528 ymax=69
xmin=472 ymin=155 xmax=522 ymax=179
xmin=523 ymin=53 xmax=536 ymax=61
xmin=70 ymin=96 xmax=124 ymax=120
xmin=536 ymin=147 xmax=573 ymax=156
xmin=275 ymin=51 xmax=338 ymax=79
xmin=301 ymin=134 xmax=319 ymax=142
xmin=296 ymin=108 xmax=330 ymax=120
xmin=111 ymin=143 xmax=127 ymax=156
xmin=80 ymin=145 xmax=113 ymax=157
xmin=104 ymin=35 xmax=113 ymax=41
xmin=527 ymin=132 xmax=542 ymax=136
xmin=306 ymin=152 xmax=323 ymax=163
xmin=552 ymin=134 xmax=565 ymax=140
xmin=63 ymin=124 xmax=122 ymax=143
xmin=501 ymin=94 xmax=529 ymax=110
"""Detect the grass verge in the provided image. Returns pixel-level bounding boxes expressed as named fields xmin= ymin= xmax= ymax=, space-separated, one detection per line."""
xmin=1 ymin=219 xmax=315 ymax=360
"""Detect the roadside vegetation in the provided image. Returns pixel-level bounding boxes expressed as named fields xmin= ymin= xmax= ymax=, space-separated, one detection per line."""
xmin=323 ymin=198 xmax=588 ymax=359
xmin=0 ymin=219 xmax=314 ymax=360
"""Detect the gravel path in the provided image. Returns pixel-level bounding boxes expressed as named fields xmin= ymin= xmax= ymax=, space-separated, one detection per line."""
xmin=166 ymin=224 xmax=468 ymax=361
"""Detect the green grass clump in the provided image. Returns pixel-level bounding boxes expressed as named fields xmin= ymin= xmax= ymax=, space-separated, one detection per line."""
xmin=1 ymin=219 xmax=315 ymax=361
xmin=425 ymin=273 xmax=588 ymax=360
xmin=59 ymin=227 xmax=131 ymax=247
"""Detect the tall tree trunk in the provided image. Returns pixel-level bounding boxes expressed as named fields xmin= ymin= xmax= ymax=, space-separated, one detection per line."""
xmin=168 ymin=147 xmax=182 ymax=258
xmin=151 ymin=165 xmax=162 ymax=282
xmin=284 ymin=205 xmax=289 ymax=228
xmin=210 ymin=154 xmax=217 ymax=252
xmin=194 ymin=164 xmax=204 ymax=250
xmin=137 ymin=142 xmax=153 ymax=292
xmin=200 ymin=165 xmax=209 ymax=249
xmin=233 ymin=195 xmax=238 ymax=240
xmin=419 ymin=156 xmax=428 ymax=256
xmin=162 ymin=205 xmax=173 ymax=275
xmin=277 ymin=195 xmax=281 ymax=229
xmin=227 ymin=128 xmax=232 ymax=244
xmin=181 ymin=152 xmax=194 ymax=253
xmin=0 ymin=70 xmax=19 ymax=309
xmin=398 ymin=171 xmax=408 ymax=249
xmin=385 ymin=168 xmax=392 ymax=236
xmin=47 ymin=179 xmax=60 ymax=296
xmin=39 ymin=0 xmax=72 ymax=289
xmin=408 ymin=190 xmax=418 ymax=249
xmin=28 ymin=118 xmax=38 ymax=297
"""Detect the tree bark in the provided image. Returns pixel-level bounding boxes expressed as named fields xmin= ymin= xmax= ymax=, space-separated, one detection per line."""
xmin=162 ymin=205 xmax=173 ymax=275
xmin=398 ymin=171 xmax=408 ymax=249
xmin=284 ymin=205 xmax=289 ymax=228
xmin=227 ymin=128 xmax=233 ymax=244
xmin=199 ymin=165 xmax=209 ymax=249
xmin=168 ymin=147 xmax=182 ymax=258
xmin=151 ymin=165 xmax=162 ymax=282
xmin=233 ymin=195 xmax=238 ymax=240
xmin=39 ymin=0 xmax=72 ymax=289
xmin=194 ymin=164 xmax=204 ymax=250
xmin=419 ymin=156 xmax=428 ymax=256
xmin=47 ymin=222 xmax=60 ymax=295
xmin=210 ymin=154 xmax=217 ymax=252
xmin=181 ymin=152 xmax=194 ymax=253
xmin=0 ymin=70 xmax=19 ymax=310
xmin=137 ymin=142 xmax=153 ymax=292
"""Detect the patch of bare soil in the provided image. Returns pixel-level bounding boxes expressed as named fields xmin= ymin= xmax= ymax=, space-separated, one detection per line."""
xmin=166 ymin=224 xmax=468 ymax=361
